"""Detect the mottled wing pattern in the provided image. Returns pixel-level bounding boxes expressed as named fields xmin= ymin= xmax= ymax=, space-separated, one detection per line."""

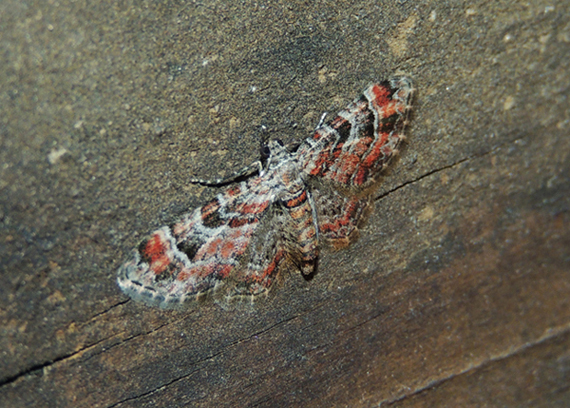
xmin=299 ymin=77 xmax=413 ymax=191
xmin=227 ymin=203 xmax=287 ymax=299
xmin=118 ymin=173 xmax=284 ymax=308
xmin=312 ymin=188 xmax=373 ymax=249
xmin=298 ymin=77 xmax=413 ymax=246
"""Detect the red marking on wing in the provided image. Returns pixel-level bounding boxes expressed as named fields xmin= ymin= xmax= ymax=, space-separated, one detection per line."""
xmin=353 ymin=133 xmax=391 ymax=185
xmin=369 ymin=83 xmax=392 ymax=109
xmin=176 ymin=267 xmax=197 ymax=282
xmin=201 ymin=199 xmax=221 ymax=217
xmin=143 ymin=233 xmax=171 ymax=275
xmin=319 ymin=199 xmax=362 ymax=234
xmin=254 ymin=249 xmax=286 ymax=284
xmin=239 ymin=201 xmax=269 ymax=215
xmin=229 ymin=217 xmax=251 ymax=228
xmin=226 ymin=185 xmax=242 ymax=197
xmin=309 ymin=153 xmax=328 ymax=176
xmin=220 ymin=239 xmax=237 ymax=259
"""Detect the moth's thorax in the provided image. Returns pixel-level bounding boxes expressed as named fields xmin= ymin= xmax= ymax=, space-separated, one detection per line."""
xmin=265 ymin=140 xmax=293 ymax=169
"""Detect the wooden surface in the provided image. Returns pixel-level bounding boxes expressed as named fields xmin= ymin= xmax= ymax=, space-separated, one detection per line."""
xmin=1 ymin=0 xmax=569 ymax=407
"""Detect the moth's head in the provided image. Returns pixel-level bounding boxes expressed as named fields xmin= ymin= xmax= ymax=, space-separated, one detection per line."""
xmin=262 ymin=139 xmax=291 ymax=170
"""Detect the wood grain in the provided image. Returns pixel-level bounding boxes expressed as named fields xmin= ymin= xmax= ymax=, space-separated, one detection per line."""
xmin=1 ymin=0 xmax=568 ymax=407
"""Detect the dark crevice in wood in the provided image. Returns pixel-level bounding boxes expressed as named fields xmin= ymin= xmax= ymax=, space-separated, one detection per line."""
xmin=81 ymin=311 xmax=195 ymax=364
xmin=104 ymin=313 xmax=304 ymax=407
xmin=376 ymin=134 xmax=522 ymax=202
xmin=80 ymin=298 xmax=132 ymax=324
xmin=104 ymin=301 xmax=330 ymax=407
xmin=0 ymin=299 xmax=131 ymax=387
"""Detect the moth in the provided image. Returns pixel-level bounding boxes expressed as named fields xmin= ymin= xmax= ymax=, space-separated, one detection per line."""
xmin=118 ymin=77 xmax=413 ymax=308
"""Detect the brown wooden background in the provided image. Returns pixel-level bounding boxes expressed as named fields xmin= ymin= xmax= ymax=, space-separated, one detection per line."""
xmin=1 ymin=0 xmax=569 ymax=407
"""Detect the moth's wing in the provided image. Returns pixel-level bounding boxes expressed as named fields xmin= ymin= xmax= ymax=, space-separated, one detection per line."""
xmin=227 ymin=205 xmax=288 ymax=300
xmin=117 ymin=180 xmax=277 ymax=308
xmin=299 ymin=77 xmax=413 ymax=192
xmin=313 ymin=188 xmax=373 ymax=249
xmin=228 ymin=185 xmax=321 ymax=298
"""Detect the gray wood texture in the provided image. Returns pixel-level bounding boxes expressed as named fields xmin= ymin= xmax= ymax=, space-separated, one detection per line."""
xmin=1 ymin=0 xmax=569 ymax=406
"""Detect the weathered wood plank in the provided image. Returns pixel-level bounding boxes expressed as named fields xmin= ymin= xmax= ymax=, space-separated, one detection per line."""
xmin=1 ymin=0 xmax=568 ymax=407
xmin=385 ymin=330 xmax=570 ymax=407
